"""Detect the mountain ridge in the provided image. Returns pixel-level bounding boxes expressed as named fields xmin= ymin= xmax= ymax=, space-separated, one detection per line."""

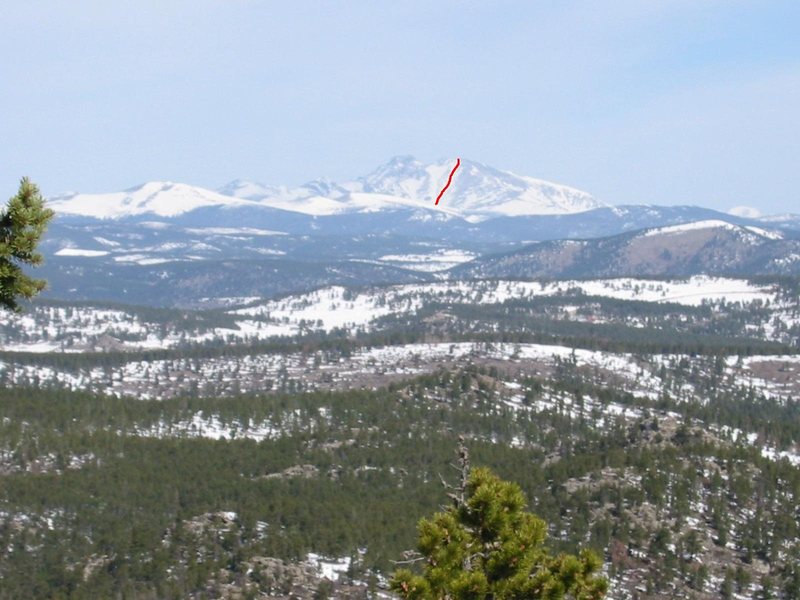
xmin=454 ymin=219 xmax=800 ymax=279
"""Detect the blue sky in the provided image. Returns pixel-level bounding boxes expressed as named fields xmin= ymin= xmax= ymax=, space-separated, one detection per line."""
xmin=1 ymin=1 xmax=798 ymax=213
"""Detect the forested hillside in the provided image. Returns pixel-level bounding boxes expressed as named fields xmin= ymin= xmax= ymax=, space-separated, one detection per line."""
xmin=1 ymin=276 xmax=799 ymax=598
xmin=1 ymin=363 xmax=799 ymax=598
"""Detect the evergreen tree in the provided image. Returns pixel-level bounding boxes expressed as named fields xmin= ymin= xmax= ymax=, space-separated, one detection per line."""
xmin=391 ymin=446 xmax=607 ymax=600
xmin=720 ymin=569 xmax=734 ymax=600
xmin=0 ymin=178 xmax=54 ymax=311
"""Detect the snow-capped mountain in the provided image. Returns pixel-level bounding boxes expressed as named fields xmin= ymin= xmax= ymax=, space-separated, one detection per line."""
xmin=48 ymin=181 xmax=257 ymax=219
xmin=357 ymin=156 xmax=604 ymax=219
xmin=221 ymin=156 xmax=604 ymax=221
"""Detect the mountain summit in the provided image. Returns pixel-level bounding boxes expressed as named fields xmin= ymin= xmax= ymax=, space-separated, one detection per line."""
xmin=222 ymin=156 xmax=604 ymax=221
xmin=358 ymin=156 xmax=603 ymax=219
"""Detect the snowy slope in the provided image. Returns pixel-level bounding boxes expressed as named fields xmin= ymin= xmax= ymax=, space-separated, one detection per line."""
xmin=217 ymin=179 xmax=349 ymax=216
xmin=233 ymin=276 xmax=775 ymax=333
xmin=642 ymin=219 xmax=784 ymax=241
xmin=48 ymin=181 xmax=259 ymax=219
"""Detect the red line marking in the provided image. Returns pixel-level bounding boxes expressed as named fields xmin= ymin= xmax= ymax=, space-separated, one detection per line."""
xmin=435 ymin=158 xmax=460 ymax=206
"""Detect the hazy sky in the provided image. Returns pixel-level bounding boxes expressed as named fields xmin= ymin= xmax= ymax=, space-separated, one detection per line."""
xmin=2 ymin=1 xmax=798 ymax=213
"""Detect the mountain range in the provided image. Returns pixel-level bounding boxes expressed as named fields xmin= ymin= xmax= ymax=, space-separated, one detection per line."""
xmin=37 ymin=156 xmax=800 ymax=306
xmin=49 ymin=156 xmax=604 ymax=222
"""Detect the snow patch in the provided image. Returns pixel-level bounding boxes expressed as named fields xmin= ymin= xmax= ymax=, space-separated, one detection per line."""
xmin=729 ymin=206 xmax=762 ymax=219
xmin=54 ymin=248 xmax=109 ymax=257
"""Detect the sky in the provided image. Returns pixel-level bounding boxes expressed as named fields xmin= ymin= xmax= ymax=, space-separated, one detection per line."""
xmin=1 ymin=1 xmax=799 ymax=214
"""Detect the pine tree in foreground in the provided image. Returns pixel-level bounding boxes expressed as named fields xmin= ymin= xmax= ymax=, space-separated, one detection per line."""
xmin=391 ymin=446 xmax=607 ymax=600
xmin=0 ymin=178 xmax=54 ymax=312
